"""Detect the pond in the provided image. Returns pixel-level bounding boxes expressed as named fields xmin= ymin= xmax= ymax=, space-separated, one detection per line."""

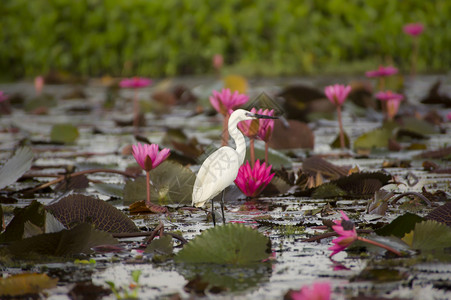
xmin=0 ymin=75 xmax=450 ymax=299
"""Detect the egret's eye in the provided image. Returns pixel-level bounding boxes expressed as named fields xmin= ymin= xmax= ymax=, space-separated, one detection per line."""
xmin=245 ymin=112 xmax=253 ymax=117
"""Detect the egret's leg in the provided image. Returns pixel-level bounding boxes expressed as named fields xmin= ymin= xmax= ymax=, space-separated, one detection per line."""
xmin=220 ymin=190 xmax=226 ymax=225
xmin=211 ymin=198 xmax=216 ymax=226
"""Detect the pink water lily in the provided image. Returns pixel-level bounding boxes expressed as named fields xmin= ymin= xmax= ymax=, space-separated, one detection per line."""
xmin=375 ymin=91 xmax=404 ymax=102
xmin=234 ymin=160 xmax=275 ymax=198
xmin=34 ymin=76 xmax=44 ymax=95
xmin=120 ymin=77 xmax=152 ymax=89
xmin=132 ymin=143 xmax=170 ymax=207
xmin=209 ymin=88 xmax=249 ymax=116
xmin=132 ymin=143 xmax=170 ymax=172
xmin=237 ymin=108 xmax=275 ymax=141
xmin=365 ymin=66 xmax=398 ymax=78
xmin=290 ymin=281 xmax=331 ymax=300
xmin=329 ymin=211 xmax=358 ymax=257
xmin=403 ymin=23 xmax=424 ymax=37
xmin=324 ymin=84 xmax=351 ymax=106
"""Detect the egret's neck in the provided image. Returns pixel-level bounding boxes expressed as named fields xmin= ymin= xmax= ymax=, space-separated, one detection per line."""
xmin=228 ymin=121 xmax=246 ymax=164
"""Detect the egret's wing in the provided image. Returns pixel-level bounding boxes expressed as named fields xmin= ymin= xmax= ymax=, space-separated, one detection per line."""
xmin=192 ymin=147 xmax=241 ymax=207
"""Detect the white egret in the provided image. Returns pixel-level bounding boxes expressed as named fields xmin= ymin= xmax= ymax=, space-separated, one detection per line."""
xmin=192 ymin=109 xmax=277 ymax=225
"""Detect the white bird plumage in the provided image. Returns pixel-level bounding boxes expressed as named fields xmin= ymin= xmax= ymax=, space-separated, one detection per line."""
xmin=192 ymin=109 xmax=276 ymax=225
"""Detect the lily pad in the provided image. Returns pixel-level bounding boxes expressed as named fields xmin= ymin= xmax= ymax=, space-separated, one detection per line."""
xmin=375 ymin=212 xmax=424 ymax=238
xmin=50 ymin=123 xmax=79 ymax=144
xmin=145 ymin=235 xmax=173 ymax=256
xmin=124 ymin=161 xmax=196 ymax=206
xmin=8 ymin=223 xmax=119 ymax=257
xmin=46 ymin=194 xmax=139 ymax=233
xmin=0 ymin=147 xmax=33 ymax=191
xmin=353 ymin=127 xmax=393 ymax=150
xmin=175 ymin=223 xmax=271 ymax=265
xmin=402 ymin=220 xmax=451 ymax=252
xmin=91 ymin=183 xmax=124 ymax=198
xmin=0 ymin=273 xmax=58 ymax=297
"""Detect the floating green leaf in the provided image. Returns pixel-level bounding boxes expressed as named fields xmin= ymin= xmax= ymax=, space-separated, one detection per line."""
xmin=400 ymin=117 xmax=438 ymax=136
xmin=50 ymin=123 xmax=79 ymax=144
xmin=403 ymin=220 xmax=451 ymax=251
xmin=0 ymin=147 xmax=33 ymax=191
xmin=124 ymin=161 xmax=195 ymax=206
xmin=375 ymin=213 xmax=424 ymax=238
xmin=175 ymin=223 xmax=271 ymax=265
xmin=145 ymin=235 xmax=173 ymax=256
xmin=330 ymin=131 xmax=350 ymax=149
xmin=311 ymin=183 xmax=346 ymax=199
xmin=353 ymin=127 xmax=393 ymax=150
xmin=8 ymin=223 xmax=119 ymax=257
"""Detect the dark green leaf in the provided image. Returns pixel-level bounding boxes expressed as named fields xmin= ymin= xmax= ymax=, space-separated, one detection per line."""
xmin=353 ymin=127 xmax=393 ymax=150
xmin=175 ymin=223 xmax=271 ymax=265
xmin=144 ymin=235 xmax=173 ymax=256
xmin=375 ymin=213 xmax=424 ymax=238
xmin=245 ymin=143 xmax=292 ymax=169
xmin=408 ymin=220 xmax=451 ymax=251
xmin=91 ymin=183 xmax=124 ymax=198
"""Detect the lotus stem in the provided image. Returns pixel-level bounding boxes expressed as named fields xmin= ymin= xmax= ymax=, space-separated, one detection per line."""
xmin=411 ymin=37 xmax=419 ymax=77
xmin=250 ymin=138 xmax=255 ymax=167
xmin=146 ymin=170 xmax=151 ymax=207
xmin=264 ymin=142 xmax=269 ymax=164
xmin=357 ymin=236 xmax=402 ymax=256
xmin=336 ymin=105 xmax=345 ymax=149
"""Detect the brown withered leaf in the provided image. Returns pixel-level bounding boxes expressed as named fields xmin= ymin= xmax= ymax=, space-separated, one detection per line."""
xmin=268 ymin=120 xmax=314 ymax=149
xmin=129 ymin=200 xmax=168 ymax=214
xmin=418 ymin=146 xmax=451 ymax=159
xmin=46 ymin=194 xmax=139 ymax=233
xmin=420 ymin=80 xmax=451 ymax=107
xmin=302 ymin=156 xmax=350 ymax=180
xmin=425 ymin=202 xmax=451 ymax=227
xmin=54 ymin=174 xmax=89 ymax=192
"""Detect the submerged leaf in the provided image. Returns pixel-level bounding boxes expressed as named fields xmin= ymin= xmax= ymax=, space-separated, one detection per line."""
xmin=46 ymin=194 xmax=139 ymax=233
xmin=50 ymin=123 xmax=79 ymax=144
xmin=8 ymin=223 xmax=119 ymax=257
xmin=0 ymin=147 xmax=33 ymax=191
xmin=175 ymin=223 xmax=271 ymax=265
xmin=0 ymin=273 xmax=58 ymax=296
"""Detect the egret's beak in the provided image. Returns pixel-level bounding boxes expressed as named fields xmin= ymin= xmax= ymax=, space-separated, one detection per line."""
xmin=246 ymin=112 xmax=278 ymax=119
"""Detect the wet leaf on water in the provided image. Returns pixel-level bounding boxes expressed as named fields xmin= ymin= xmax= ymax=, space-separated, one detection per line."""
xmin=145 ymin=235 xmax=173 ymax=256
xmin=0 ymin=273 xmax=58 ymax=297
xmin=8 ymin=223 xmax=119 ymax=257
xmin=50 ymin=123 xmax=79 ymax=144
xmin=425 ymin=202 xmax=451 ymax=227
xmin=69 ymin=281 xmax=111 ymax=300
xmin=331 ymin=172 xmax=392 ymax=198
xmin=302 ymin=156 xmax=350 ymax=180
xmin=24 ymin=94 xmax=56 ymax=113
xmin=420 ymin=80 xmax=451 ymax=107
xmin=352 ymin=267 xmax=408 ymax=283
xmin=267 ymin=120 xmax=314 ymax=150
xmin=418 ymin=146 xmax=451 ymax=159
xmin=263 ymin=176 xmax=291 ymax=196
xmin=124 ymin=161 xmax=195 ymax=206
xmin=245 ymin=143 xmax=292 ymax=169
xmin=402 ymin=220 xmax=451 ymax=251
xmin=353 ymin=127 xmax=393 ymax=150
xmin=54 ymin=174 xmax=89 ymax=192
xmin=0 ymin=200 xmax=46 ymax=243
xmin=175 ymin=223 xmax=271 ymax=265
xmin=129 ymin=200 xmax=168 ymax=214
xmin=366 ymin=190 xmax=392 ymax=215
xmin=162 ymin=128 xmax=204 ymax=159
xmin=91 ymin=182 xmax=124 ymax=198
xmin=375 ymin=212 xmax=424 ymax=238
xmin=0 ymin=146 xmax=33 ymax=191
xmin=46 ymin=194 xmax=139 ymax=233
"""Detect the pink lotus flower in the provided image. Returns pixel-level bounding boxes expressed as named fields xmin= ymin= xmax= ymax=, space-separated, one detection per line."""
xmin=324 ymin=84 xmax=351 ymax=106
xmin=0 ymin=91 xmax=8 ymax=103
xmin=386 ymin=98 xmax=403 ymax=120
xmin=375 ymin=91 xmax=404 ymax=102
xmin=290 ymin=281 xmax=331 ymax=300
xmin=365 ymin=66 xmax=398 ymax=78
xmin=237 ymin=108 xmax=275 ymax=141
xmin=234 ymin=160 xmax=275 ymax=197
xmin=120 ymin=77 xmax=152 ymax=89
xmin=447 ymin=112 xmax=451 ymax=122
xmin=403 ymin=23 xmax=424 ymax=37
xmin=328 ymin=211 xmax=358 ymax=257
xmin=209 ymin=88 xmax=249 ymax=116
xmin=132 ymin=143 xmax=170 ymax=172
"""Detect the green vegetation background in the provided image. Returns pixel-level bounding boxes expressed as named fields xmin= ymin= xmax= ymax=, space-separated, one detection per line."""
xmin=1 ymin=0 xmax=450 ymax=78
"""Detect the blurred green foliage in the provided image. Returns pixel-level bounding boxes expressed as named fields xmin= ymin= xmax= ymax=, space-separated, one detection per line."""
xmin=1 ymin=0 xmax=450 ymax=78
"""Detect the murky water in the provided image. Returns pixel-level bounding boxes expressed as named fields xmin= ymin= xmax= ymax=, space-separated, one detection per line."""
xmin=1 ymin=76 xmax=451 ymax=299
